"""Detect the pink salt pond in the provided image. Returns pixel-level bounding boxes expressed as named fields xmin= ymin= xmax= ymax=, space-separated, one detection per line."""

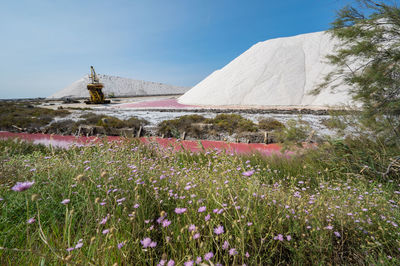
xmin=0 ymin=132 xmax=284 ymax=156
xmin=115 ymin=98 xmax=198 ymax=109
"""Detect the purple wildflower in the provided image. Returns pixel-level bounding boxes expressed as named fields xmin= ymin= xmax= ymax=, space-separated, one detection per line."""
xmin=149 ymin=241 xmax=157 ymax=248
xmin=61 ymin=199 xmax=70 ymax=205
xmin=242 ymin=170 xmax=255 ymax=177
xmin=184 ymin=261 xmax=194 ymax=266
xmin=198 ymin=206 xmax=206 ymax=212
xmin=167 ymin=260 xmax=175 ymax=266
xmin=11 ymin=181 xmax=34 ymax=192
xmin=196 ymin=257 xmax=202 ymax=264
xmin=99 ymin=216 xmax=108 ymax=225
xmin=229 ymin=248 xmax=238 ymax=256
xmin=27 ymin=217 xmax=36 ymax=224
xmin=245 ymin=252 xmax=250 ymax=258
xmin=174 ymin=207 xmax=187 ymax=214
xmin=162 ymin=219 xmax=171 ymax=227
xmin=158 ymin=259 xmax=166 ymax=266
xmin=334 ymin=231 xmax=341 ymax=238
xmin=118 ymin=242 xmax=125 ymax=249
xmin=66 ymin=247 xmax=74 ymax=252
xmin=205 ymin=214 xmax=211 ymax=221
xmin=75 ymin=242 xmax=83 ymax=249
xmin=222 ymin=240 xmax=229 ymax=250
xmin=274 ymin=234 xmax=284 ymax=241
xmin=204 ymin=252 xmax=214 ymax=261
xmin=188 ymin=224 xmax=196 ymax=232
xmin=286 ymin=235 xmax=291 ymax=241
xmin=102 ymin=229 xmax=110 ymax=235
xmin=193 ymin=233 xmax=200 ymax=239
xmin=141 ymin=237 xmax=152 ymax=248
xmin=134 ymin=203 xmax=140 ymax=208
xmin=214 ymin=225 xmax=224 ymax=235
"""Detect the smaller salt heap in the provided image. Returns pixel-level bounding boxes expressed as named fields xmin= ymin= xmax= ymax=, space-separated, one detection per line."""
xmin=48 ymin=74 xmax=190 ymax=99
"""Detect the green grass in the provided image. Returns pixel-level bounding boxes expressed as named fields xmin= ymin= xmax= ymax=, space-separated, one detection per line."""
xmin=0 ymin=138 xmax=399 ymax=265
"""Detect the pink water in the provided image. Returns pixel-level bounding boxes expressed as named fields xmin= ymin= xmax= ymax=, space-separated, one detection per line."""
xmin=0 ymin=132 xmax=283 ymax=156
xmin=116 ymin=99 xmax=198 ymax=109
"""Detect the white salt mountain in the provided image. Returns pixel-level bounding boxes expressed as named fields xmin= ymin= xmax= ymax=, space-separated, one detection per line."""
xmin=179 ymin=31 xmax=354 ymax=108
xmin=48 ymin=74 xmax=190 ymax=99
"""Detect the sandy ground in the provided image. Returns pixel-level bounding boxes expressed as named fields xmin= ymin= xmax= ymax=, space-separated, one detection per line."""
xmin=41 ymin=95 xmax=344 ymax=112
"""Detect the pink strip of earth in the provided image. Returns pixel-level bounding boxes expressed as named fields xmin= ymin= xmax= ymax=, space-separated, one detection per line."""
xmin=115 ymin=99 xmax=198 ymax=109
xmin=0 ymin=132 xmax=285 ymax=156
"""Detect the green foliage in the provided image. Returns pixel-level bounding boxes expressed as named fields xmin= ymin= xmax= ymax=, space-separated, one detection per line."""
xmin=320 ymin=0 xmax=400 ymax=145
xmin=96 ymin=116 xmax=147 ymax=130
xmin=207 ymin=114 xmax=257 ymax=134
xmin=0 ymin=139 xmax=398 ymax=264
xmin=275 ymin=118 xmax=312 ymax=144
xmin=157 ymin=114 xmax=207 ymax=138
xmin=0 ymin=101 xmax=70 ymax=131
xmin=258 ymin=118 xmax=285 ymax=131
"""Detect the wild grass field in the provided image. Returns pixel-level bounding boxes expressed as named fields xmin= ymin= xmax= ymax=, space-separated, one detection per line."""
xmin=0 ymin=137 xmax=399 ymax=265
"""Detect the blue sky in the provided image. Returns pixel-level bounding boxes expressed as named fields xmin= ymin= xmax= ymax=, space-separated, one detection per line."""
xmin=0 ymin=0 xmax=348 ymax=99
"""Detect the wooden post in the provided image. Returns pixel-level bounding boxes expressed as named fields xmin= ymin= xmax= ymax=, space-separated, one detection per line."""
xmin=264 ymin=132 xmax=267 ymax=144
xmin=161 ymin=134 xmax=165 ymax=138
xmin=137 ymin=126 xmax=142 ymax=138
xmin=182 ymin=131 xmax=186 ymax=140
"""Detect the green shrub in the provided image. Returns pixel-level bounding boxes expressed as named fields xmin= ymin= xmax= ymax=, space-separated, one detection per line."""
xmin=275 ymin=118 xmax=311 ymax=144
xmin=207 ymin=114 xmax=257 ymax=134
xmin=0 ymin=101 xmax=70 ymax=131
xmin=157 ymin=115 xmax=207 ymax=138
xmin=258 ymin=118 xmax=285 ymax=131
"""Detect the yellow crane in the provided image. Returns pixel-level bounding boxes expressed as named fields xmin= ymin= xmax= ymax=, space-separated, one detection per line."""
xmin=85 ymin=66 xmax=110 ymax=104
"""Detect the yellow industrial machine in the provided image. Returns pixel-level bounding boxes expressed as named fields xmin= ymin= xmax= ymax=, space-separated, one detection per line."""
xmin=85 ymin=66 xmax=110 ymax=104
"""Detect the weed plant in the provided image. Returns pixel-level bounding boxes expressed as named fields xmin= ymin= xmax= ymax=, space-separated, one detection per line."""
xmin=0 ymin=138 xmax=399 ymax=265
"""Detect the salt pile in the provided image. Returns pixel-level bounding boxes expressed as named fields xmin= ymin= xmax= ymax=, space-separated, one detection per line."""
xmin=48 ymin=74 xmax=190 ymax=99
xmin=179 ymin=31 xmax=354 ymax=108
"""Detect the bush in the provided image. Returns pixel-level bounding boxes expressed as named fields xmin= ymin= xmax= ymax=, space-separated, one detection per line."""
xmin=258 ymin=118 xmax=285 ymax=131
xmin=207 ymin=114 xmax=257 ymax=134
xmin=275 ymin=118 xmax=311 ymax=144
xmin=0 ymin=101 xmax=70 ymax=131
xmin=157 ymin=115 xmax=207 ymax=138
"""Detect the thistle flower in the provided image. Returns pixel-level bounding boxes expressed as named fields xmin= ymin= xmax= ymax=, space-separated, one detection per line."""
xmin=11 ymin=181 xmax=34 ymax=192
